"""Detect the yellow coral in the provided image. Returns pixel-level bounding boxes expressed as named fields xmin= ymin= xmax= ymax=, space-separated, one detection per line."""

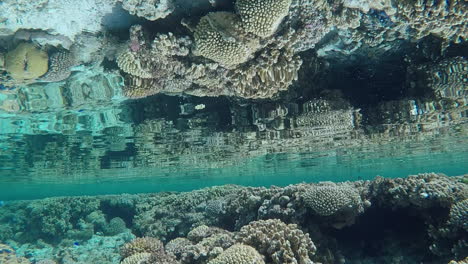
xmin=194 ymin=12 xmax=260 ymax=68
xmin=5 ymin=43 xmax=48 ymax=81
xmin=236 ymin=0 xmax=292 ymax=38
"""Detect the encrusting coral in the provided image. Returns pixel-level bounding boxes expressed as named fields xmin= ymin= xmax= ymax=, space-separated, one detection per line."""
xmin=4 ymin=43 xmax=48 ymax=81
xmin=235 ymin=0 xmax=292 ymax=38
xmin=207 ymin=244 xmax=265 ymax=264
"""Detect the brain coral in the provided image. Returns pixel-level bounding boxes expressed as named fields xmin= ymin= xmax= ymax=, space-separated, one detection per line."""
xmin=207 ymin=244 xmax=265 ymax=264
xmin=235 ymin=0 xmax=292 ymax=38
xmin=302 ymin=184 xmax=362 ymax=216
xmin=194 ymin=12 xmax=260 ymax=68
xmin=5 ymin=43 xmax=48 ymax=80
xmin=236 ymin=219 xmax=316 ymax=264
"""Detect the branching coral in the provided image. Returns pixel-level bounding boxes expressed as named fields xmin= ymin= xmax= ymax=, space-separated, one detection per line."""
xmin=235 ymin=0 xmax=292 ymax=38
xmin=207 ymin=244 xmax=265 ymax=264
xmin=5 ymin=43 xmax=48 ymax=81
xmin=236 ymin=219 xmax=317 ymax=264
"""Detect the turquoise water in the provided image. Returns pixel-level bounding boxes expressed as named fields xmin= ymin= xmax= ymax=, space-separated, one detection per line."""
xmin=0 ymin=0 xmax=467 ymax=263
xmin=1 ymin=128 xmax=466 ymax=200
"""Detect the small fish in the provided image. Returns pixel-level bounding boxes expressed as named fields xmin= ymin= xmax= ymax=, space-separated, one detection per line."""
xmin=0 ymin=249 xmax=12 ymax=253
xmin=73 ymin=242 xmax=80 ymax=246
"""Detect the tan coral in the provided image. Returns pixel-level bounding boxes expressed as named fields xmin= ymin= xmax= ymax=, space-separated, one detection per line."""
xmin=38 ymin=50 xmax=75 ymax=82
xmin=120 ymin=237 xmax=164 ymax=259
xmin=194 ymin=12 xmax=260 ymax=68
xmin=235 ymin=0 xmax=292 ymax=38
xmin=229 ymin=48 xmax=302 ymax=99
xmin=395 ymin=0 xmax=468 ymax=48
xmin=117 ymin=51 xmax=153 ymax=79
xmin=207 ymin=244 xmax=265 ymax=264
xmin=120 ymin=252 xmax=152 ymax=264
xmin=302 ymin=184 xmax=363 ymax=216
xmin=236 ymin=219 xmax=316 ymax=264
xmin=5 ymin=43 xmax=48 ymax=81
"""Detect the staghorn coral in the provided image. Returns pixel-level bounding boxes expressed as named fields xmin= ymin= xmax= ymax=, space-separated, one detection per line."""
xmin=207 ymin=244 xmax=265 ymax=264
xmin=302 ymin=183 xmax=363 ymax=217
xmin=121 ymin=237 xmax=164 ymax=259
xmin=121 ymin=252 xmax=152 ymax=264
xmin=235 ymin=0 xmax=292 ymax=38
xmin=119 ymin=0 xmax=174 ymax=21
xmin=38 ymin=50 xmax=75 ymax=82
xmin=236 ymin=219 xmax=317 ymax=264
xmin=194 ymin=12 xmax=260 ymax=68
xmin=4 ymin=43 xmax=48 ymax=81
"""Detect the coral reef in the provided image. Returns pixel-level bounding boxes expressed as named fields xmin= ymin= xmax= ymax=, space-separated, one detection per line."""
xmin=194 ymin=12 xmax=260 ymax=68
xmin=207 ymin=244 xmax=264 ymax=264
xmin=120 ymin=237 xmax=164 ymax=258
xmin=0 ymin=174 xmax=466 ymax=263
xmin=4 ymin=43 xmax=48 ymax=81
xmin=0 ymin=244 xmax=31 ymax=264
xmin=302 ymin=184 xmax=363 ymax=216
xmin=38 ymin=50 xmax=76 ymax=82
xmin=121 ymin=252 xmax=151 ymax=264
xmin=235 ymin=0 xmax=292 ymax=38
xmin=118 ymin=0 xmax=174 ymax=21
xmin=0 ymin=0 xmax=116 ymax=42
xmin=236 ymin=219 xmax=317 ymax=264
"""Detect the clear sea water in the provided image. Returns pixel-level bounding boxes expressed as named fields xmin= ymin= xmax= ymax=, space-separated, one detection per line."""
xmin=0 ymin=1 xmax=467 ymax=263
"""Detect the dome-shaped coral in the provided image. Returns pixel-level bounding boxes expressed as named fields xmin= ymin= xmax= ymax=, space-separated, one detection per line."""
xmin=235 ymin=0 xmax=292 ymax=38
xmin=207 ymin=244 xmax=265 ymax=264
xmin=4 ymin=43 xmax=48 ymax=81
